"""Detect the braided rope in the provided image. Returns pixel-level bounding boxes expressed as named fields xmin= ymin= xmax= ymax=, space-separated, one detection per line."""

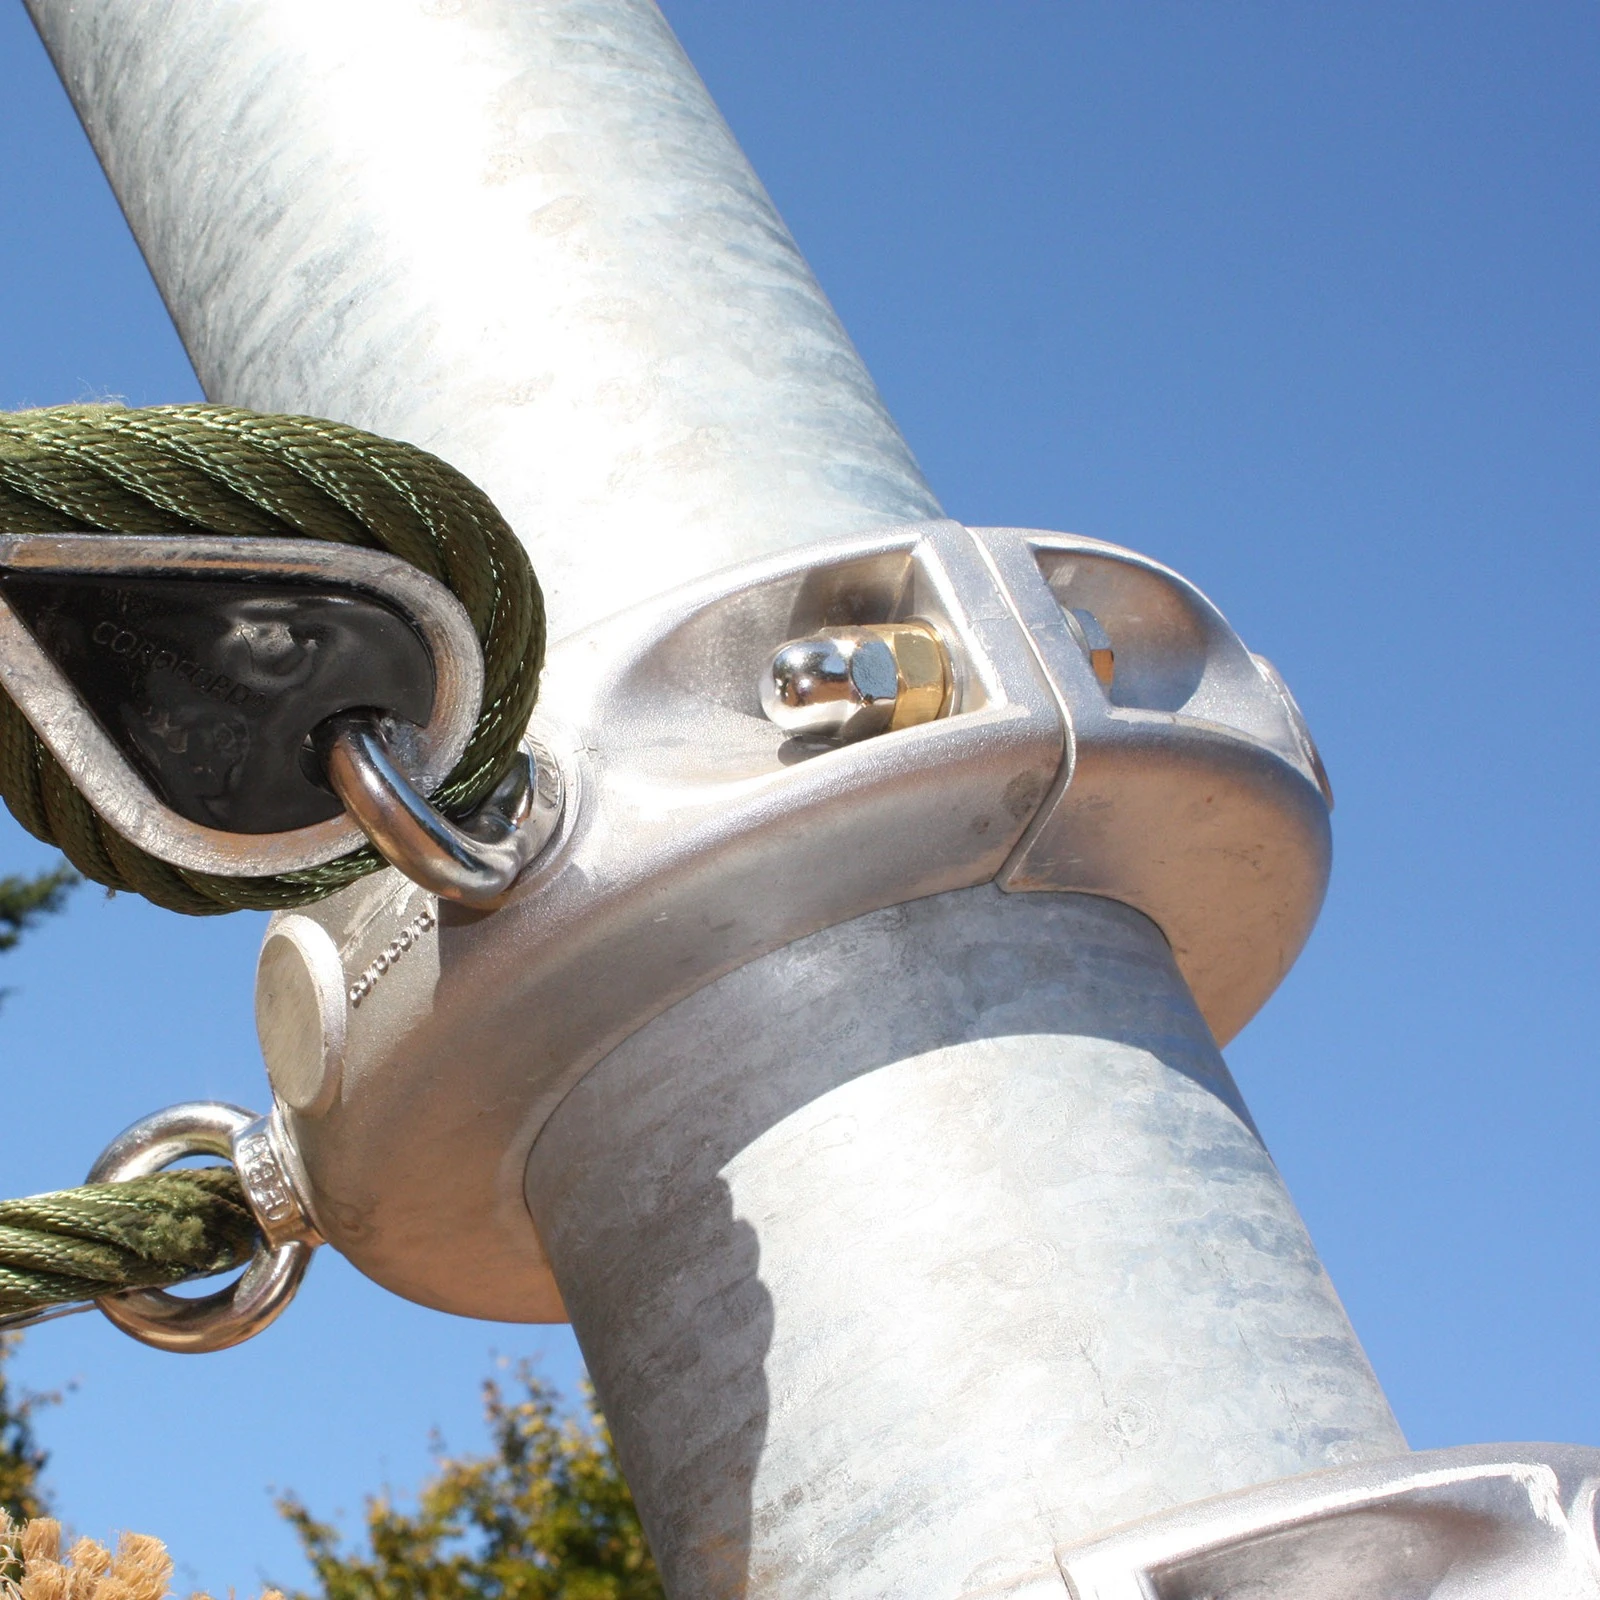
xmin=0 ymin=405 xmax=544 ymax=914
xmin=0 ymin=1168 xmax=257 ymax=1316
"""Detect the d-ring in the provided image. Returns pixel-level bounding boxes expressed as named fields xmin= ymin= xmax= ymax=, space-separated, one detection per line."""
xmin=316 ymin=713 xmax=563 ymax=907
xmin=87 ymin=1102 xmax=320 ymax=1354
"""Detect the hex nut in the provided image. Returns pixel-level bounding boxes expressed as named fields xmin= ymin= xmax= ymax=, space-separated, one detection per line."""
xmin=884 ymin=622 xmax=953 ymax=730
xmin=1064 ymin=607 xmax=1115 ymax=690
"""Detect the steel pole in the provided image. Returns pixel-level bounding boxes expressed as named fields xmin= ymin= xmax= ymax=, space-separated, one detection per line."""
xmin=27 ymin=3 xmax=1404 ymax=1596
xmin=25 ymin=0 xmax=940 ymax=632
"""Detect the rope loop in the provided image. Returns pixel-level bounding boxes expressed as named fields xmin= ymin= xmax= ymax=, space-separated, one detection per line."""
xmin=0 ymin=405 xmax=544 ymax=914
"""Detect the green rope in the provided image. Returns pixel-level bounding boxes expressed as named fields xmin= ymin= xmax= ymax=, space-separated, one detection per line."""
xmin=0 ymin=1168 xmax=257 ymax=1317
xmin=0 ymin=404 xmax=545 ymax=915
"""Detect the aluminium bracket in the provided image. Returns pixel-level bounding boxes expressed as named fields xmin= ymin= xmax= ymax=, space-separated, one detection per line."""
xmin=253 ymin=518 xmax=1331 ymax=1320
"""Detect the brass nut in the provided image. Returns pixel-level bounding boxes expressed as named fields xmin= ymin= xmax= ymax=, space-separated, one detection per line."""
xmin=881 ymin=622 xmax=953 ymax=731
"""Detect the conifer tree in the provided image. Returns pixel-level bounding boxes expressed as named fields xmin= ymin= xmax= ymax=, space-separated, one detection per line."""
xmin=0 ymin=865 xmax=77 ymax=1003
xmin=0 ymin=1337 xmax=49 ymax=1525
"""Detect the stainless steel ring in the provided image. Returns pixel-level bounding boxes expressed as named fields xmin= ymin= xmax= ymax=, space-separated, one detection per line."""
xmin=318 ymin=713 xmax=564 ymax=907
xmin=86 ymin=1102 xmax=315 ymax=1354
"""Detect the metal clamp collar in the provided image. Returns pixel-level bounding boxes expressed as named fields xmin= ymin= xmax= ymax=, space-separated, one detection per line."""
xmin=257 ymin=519 xmax=1333 ymax=1322
xmin=1058 ymin=1443 xmax=1600 ymax=1598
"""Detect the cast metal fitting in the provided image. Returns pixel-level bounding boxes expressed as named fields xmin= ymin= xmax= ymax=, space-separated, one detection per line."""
xmin=1058 ymin=1443 xmax=1600 ymax=1598
xmin=0 ymin=533 xmax=562 ymax=906
xmin=253 ymin=518 xmax=1333 ymax=1323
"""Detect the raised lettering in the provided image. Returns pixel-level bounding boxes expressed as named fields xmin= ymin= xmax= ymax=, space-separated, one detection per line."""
xmin=344 ymin=905 xmax=438 ymax=1013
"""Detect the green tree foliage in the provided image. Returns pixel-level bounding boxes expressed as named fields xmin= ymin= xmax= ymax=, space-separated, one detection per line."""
xmin=280 ymin=1365 xmax=662 ymax=1600
xmin=0 ymin=865 xmax=77 ymax=957
xmin=0 ymin=866 xmax=653 ymax=1592
xmin=0 ymin=862 xmax=75 ymax=1523
xmin=0 ymin=1336 xmax=51 ymax=1525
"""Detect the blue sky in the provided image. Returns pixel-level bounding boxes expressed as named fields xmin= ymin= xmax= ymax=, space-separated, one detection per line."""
xmin=1 ymin=1 xmax=1597 ymax=1592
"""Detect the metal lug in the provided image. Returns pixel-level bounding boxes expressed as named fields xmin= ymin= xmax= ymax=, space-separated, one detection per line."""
xmin=86 ymin=1102 xmax=319 ymax=1354
xmin=317 ymin=714 xmax=563 ymax=908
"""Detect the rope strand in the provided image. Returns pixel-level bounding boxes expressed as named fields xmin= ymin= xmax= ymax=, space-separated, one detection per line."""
xmin=0 ymin=1169 xmax=258 ymax=1317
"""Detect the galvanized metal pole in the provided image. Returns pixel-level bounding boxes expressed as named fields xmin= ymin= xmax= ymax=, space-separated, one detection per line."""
xmin=527 ymin=891 xmax=1405 ymax=1595
xmin=28 ymin=3 xmax=1406 ymax=1596
xmin=25 ymin=0 xmax=939 ymax=631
